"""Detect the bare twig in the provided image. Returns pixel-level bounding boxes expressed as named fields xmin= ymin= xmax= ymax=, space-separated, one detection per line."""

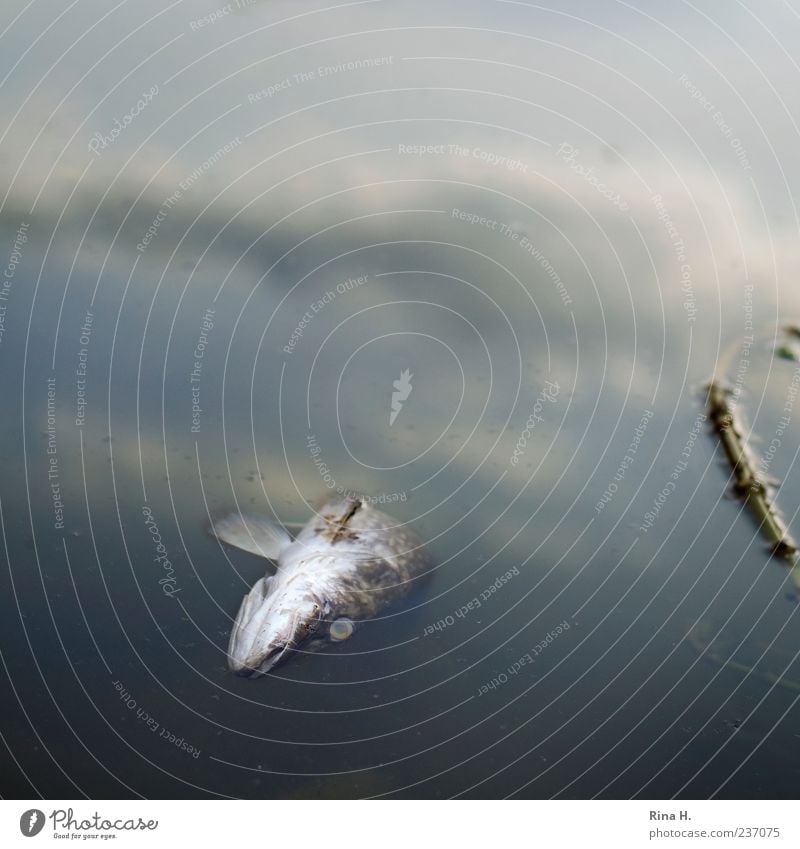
xmin=706 ymin=380 xmax=798 ymax=559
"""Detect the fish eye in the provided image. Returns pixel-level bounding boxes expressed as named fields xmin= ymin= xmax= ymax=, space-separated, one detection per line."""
xmin=329 ymin=618 xmax=354 ymax=642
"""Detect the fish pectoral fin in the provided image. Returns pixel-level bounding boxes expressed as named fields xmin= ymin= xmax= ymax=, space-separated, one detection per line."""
xmin=228 ymin=575 xmax=272 ymax=661
xmin=211 ymin=512 xmax=292 ymax=560
xmin=240 ymin=574 xmax=272 ymax=622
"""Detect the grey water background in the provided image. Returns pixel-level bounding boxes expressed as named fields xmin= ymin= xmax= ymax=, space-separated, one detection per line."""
xmin=2 ymin=0 xmax=800 ymax=798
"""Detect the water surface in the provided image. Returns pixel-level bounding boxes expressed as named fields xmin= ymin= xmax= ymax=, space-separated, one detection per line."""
xmin=2 ymin=0 xmax=800 ymax=799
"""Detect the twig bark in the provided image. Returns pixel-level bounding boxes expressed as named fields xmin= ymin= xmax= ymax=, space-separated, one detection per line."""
xmin=706 ymin=380 xmax=798 ymax=558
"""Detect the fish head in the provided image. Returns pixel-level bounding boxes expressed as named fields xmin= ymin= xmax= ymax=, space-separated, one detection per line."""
xmin=228 ymin=578 xmax=326 ymax=677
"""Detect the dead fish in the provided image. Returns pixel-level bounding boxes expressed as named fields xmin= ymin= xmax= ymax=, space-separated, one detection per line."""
xmin=212 ymin=495 xmax=432 ymax=677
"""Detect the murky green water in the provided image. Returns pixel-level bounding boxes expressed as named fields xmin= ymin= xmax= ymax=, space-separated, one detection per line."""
xmin=2 ymin=0 xmax=800 ymax=799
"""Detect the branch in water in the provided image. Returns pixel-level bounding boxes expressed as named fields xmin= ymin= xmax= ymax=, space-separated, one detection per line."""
xmin=706 ymin=380 xmax=797 ymax=559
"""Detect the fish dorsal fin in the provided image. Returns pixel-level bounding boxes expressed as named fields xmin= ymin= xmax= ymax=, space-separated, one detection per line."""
xmin=211 ymin=513 xmax=292 ymax=560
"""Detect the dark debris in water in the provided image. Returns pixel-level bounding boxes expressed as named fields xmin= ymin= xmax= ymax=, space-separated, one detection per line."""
xmin=775 ymin=344 xmax=799 ymax=362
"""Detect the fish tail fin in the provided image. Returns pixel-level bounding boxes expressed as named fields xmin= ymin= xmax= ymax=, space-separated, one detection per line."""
xmin=210 ymin=512 xmax=292 ymax=560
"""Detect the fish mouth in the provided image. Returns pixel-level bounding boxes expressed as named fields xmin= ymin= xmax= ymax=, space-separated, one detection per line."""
xmin=230 ymin=641 xmax=295 ymax=677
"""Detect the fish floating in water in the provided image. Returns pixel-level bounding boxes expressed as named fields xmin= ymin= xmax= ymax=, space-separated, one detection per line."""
xmin=212 ymin=495 xmax=432 ymax=677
